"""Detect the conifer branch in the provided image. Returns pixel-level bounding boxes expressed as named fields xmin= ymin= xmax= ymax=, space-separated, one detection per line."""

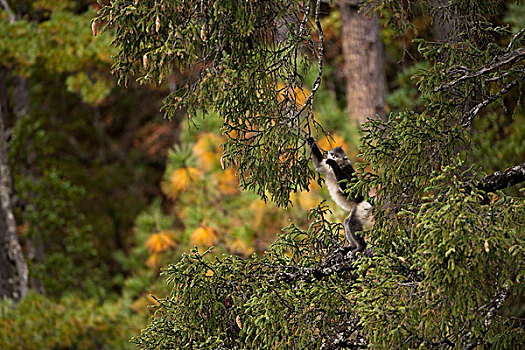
xmin=462 ymin=78 xmax=520 ymax=126
xmin=294 ymin=0 xmax=324 ymax=125
xmin=434 ymin=47 xmax=525 ymax=92
xmin=477 ymin=162 xmax=525 ymax=192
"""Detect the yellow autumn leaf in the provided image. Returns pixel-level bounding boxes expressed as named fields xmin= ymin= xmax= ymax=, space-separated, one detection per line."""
xmin=279 ymin=151 xmax=298 ymax=165
xmin=145 ymin=231 xmax=177 ymax=253
xmin=229 ymin=238 xmax=254 ymax=257
xmin=190 ymin=226 xmax=217 ymax=247
xmin=317 ymin=134 xmax=348 ymax=152
xmin=200 ymin=151 xmax=218 ymax=171
xmin=276 ymin=82 xmax=311 ymax=108
xmin=296 ymin=191 xmax=321 ymax=210
xmin=295 ymin=87 xmax=310 ymax=108
xmin=146 ymin=252 xmax=161 ymax=268
xmin=164 ymin=167 xmax=203 ymax=198
xmin=217 ymin=168 xmax=239 ymax=195
xmin=192 ymin=132 xmax=225 ymax=171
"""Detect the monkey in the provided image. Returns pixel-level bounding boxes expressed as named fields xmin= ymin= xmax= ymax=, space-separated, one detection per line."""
xmin=307 ymin=137 xmax=372 ymax=254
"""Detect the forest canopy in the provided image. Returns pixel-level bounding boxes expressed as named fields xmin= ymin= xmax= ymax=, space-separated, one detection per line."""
xmin=0 ymin=0 xmax=523 ymax=349
xmin=94 ymin=0 xmax=525 ymax=348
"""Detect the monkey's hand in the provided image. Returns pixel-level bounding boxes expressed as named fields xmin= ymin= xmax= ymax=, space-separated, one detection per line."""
xmin=307 ymin=137 xmax=325 ymax=167
xmin=306 ymin=137 xmax=315 ymax=146
xmin=326 ymin=158 xmax=338 ymax=169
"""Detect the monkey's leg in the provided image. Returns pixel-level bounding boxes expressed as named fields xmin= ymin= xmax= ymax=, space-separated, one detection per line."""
xmin=343 ymin=215 xmax=357 ymax=249
xmin=344 ymin=207 xmax=367 ymax=254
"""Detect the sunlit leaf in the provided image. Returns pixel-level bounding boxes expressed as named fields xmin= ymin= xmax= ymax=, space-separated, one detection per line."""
xmin=145 ymin=231 xmax=177 ymax=253
xmin=192 ymin=132 xmax=225 ymax=171
xmin=163 ymin=167 xmax=203 ymax=198
xmin=217 ymin=168 xmax=239 ymax=195
xmin=189 ymin=225 xmax=217 ymax=247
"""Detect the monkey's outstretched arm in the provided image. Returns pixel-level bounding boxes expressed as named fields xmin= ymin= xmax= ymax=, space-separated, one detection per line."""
xmin=307 ymin=137 xmax=326 ymax=173
xmin=325 ymin=159 xmax=349 ymax=179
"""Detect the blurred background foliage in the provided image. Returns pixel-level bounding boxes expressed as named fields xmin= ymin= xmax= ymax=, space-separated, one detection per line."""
xmin=0 ymin=0 xmax=523 ymax=348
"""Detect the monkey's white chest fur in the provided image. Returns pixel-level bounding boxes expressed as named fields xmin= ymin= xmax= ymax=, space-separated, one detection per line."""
xmin=325 ymin=172 xmax=372 ymax=220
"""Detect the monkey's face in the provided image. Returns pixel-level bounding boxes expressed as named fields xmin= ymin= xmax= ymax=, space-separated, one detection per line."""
xmin=327 ymin=147 xmax=348 ymax=166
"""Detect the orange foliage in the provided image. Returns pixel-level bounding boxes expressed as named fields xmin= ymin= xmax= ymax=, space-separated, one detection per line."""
xmin=190 ymin=225 xmax=217 ymax=247
xmin=192 ymin=132 xmax=225 ymax=171
xmin=163 ymin=167 xmax=203 ymax=199
xmin=145 ymin=231 xmax=177 ymax=268
xmin=317 ymin=133 xmax=348 ymax=152
xmin=276 ymin=82 xmax=311 ymax=108
xmin=145 ymin=252 xmax=161 ymax=268
xmin=229 ymin=238 xmax=254 ymax=257
xmin=145 ymin=231 xmax=177 ymax=253
xmin=217 ymin=168 xmax=239 ymax=195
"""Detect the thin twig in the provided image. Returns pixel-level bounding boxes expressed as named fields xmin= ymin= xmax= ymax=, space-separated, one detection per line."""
xmin=293 ymin=0 xmax=324 ymax=130
xmin=434 ymin=47 xmax=525 ymax=92
xmin=462 ymin=79 xmax=519 ymax=126
xmin=506 ymin=27 xmax=525 ymax=52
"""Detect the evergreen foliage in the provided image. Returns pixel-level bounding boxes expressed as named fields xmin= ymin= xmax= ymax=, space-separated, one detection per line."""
xmin=0 ymin=1 xmax=172 ymax=347
xmin=0 ymin=5 xmax=114 ymax=104
xmin=0 ymin=0 xmax=522 ymax=348
xmin=98 ymin=0 xmax=525 ymax=348
xmin=1 ymin=1 xmax=171 ymax=298
xmin=0 ymin=292 xmax=142 ymax=350
xmin=133 ymin=205 xmax=363 ymax=349
xmin=8 ymin=114 xmax=103 ymax=296
xmin=95 ymin=0 xmax=326 ymax=207
xmin=120 ymin=106 xmax=356 ymax=307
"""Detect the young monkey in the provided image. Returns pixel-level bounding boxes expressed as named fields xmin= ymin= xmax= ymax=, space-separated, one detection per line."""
xmin=307 ymin=137 xmax=372 ymax=253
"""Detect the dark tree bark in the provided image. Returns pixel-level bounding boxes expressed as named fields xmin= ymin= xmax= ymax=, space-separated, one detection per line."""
xmin=0 ymin=0 xmax=30 ymax=298
xmin=0 ymin=102 xmax=28 ymax=302
xmin=477 ymin=163 xmax=525 ymax=193
xmin=338 ymin=0 xmax=386 ymax=125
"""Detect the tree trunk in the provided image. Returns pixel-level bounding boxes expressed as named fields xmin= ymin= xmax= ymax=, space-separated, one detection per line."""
xmin=1 ymin=1 xmax=36 ymax=298
xmin=338 ymin=0 xmax=386 ymax=125
xmin=430 ymin=0 xmax=456 ymax=44
xmin=12 ymin=75 xmax=30 ymax=117
xmin=0 ymin=101 xmax=28 ymax=302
